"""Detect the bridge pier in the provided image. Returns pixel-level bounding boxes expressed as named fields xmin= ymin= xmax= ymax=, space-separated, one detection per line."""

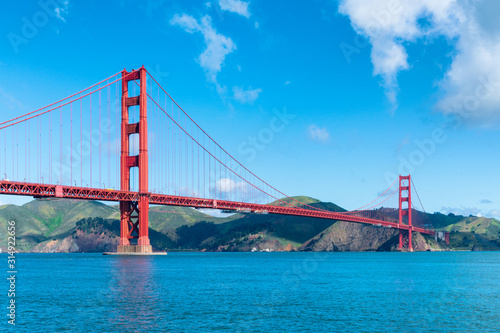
xmin=408 ymin=229 xmax=413 ymax=252
xmin=117 ymin=66 xmax=152 ymax=254
xmin=398 ymin=230 xmax=403 ymax=250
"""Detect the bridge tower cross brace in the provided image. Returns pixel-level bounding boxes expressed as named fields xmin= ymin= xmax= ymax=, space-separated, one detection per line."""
xmin=398 ymin=175 xmax=413 ymax=251
xmin=117 ymin=66 xmax=152 ymax=253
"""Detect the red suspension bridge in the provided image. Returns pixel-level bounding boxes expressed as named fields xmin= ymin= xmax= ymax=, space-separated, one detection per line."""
xmin=0 ymin=66 xmax=437 ymax=252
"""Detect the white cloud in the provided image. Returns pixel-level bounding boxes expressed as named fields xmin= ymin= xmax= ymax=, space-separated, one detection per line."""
xmin=213 ymin=178 xmax=269 ymax=203
xmin=440 ymin=207 xmax=500 ymax=219
xmin=436 ymin=33 xmax=500 ymax=126
xmin=308 ymin=125 xmax=330 ymax=143
xmin=219 ymin=0 xmax=250 ymax=18
xmin=338 ymin=0 xmax=500 ymax=125
xmin=55 ymin=0 xmax=69 ymax=22
xmin=488 ymin=209 xmax=500 ymax=219
xmin=170 ymin=13 xmax=201 ymax=33
xmin=440 ymin=206 xmax=481 ymax=217
xmin=170 ymin=14 xmax=236 ymax=91
xmin=196 ymin=208 xmax=236 ymax=218
xmin=232 ymin=86 xmax=262 ymax=104
xmin=216 ymin=178 xmax=247 ymax=193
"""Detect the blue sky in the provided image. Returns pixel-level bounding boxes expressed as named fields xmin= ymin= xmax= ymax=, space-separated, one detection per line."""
xmin=0 ymin=0 xmax=499 ymax=218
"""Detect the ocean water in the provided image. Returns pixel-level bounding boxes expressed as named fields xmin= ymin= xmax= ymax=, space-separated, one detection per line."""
xmin=3 ymin=252 xmax=499 ymax=332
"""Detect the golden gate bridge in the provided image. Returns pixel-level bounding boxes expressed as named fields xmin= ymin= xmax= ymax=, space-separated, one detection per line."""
xmin=0 ymin=66 xmax=437 ymax=253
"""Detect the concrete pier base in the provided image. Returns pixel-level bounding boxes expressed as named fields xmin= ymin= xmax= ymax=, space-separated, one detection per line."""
xmin=103 ymin=245 xmax=167 ymax=255
xmin=117 ymin=244 xmax=153 ymax=254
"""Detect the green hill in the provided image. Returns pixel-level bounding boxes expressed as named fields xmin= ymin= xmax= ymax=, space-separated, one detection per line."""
xmin=377 ymin=208 xmax=500 ymax=250
xmin=0 ymin=199 xmax=116 ymax=250
xmin=270 ymin=196 xmax=321 ymax=206
xmin=148 ymin=205 xmax=240 ymax=231
xmin=441 ymin=216 xmax=500 ymax=250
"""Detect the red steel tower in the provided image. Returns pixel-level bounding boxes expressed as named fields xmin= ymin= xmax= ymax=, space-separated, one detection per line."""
xmin=117 ymin=66 xmax=152 ymax=253
xmin=398 ymin=175 xmax=413 ymax=251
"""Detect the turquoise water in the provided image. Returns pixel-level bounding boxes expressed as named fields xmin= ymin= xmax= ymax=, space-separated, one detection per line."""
xmin=3 ymin=252 xmax=499 ymax=332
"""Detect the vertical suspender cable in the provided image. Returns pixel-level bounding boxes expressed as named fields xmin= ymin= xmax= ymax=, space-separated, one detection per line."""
xmin=203 ymin=134 xmax=205 ymax=198
xmin=80 ymin=98 xmax=83 ymax=186
xmin=70 ymin=103 xmax=73 ymax=185
xmin=48 ymin=113 xmax=51 ymax=183
xmin=90 ymin=94 xmax=92 ymax=187
xmin=178 ymin=105 xmax=181 ymax=194
xmin=197 ymin=126 xmax=200 ymax=197
xmin=116 ymin=82 xmax=119 ymax=189
xmin=60 ymin=106 xmax=63 ymax=184
xmin=16 ymin=126 xmax=18 ymax=181
xmin=12 ymin=126 xmax=15 ymax=181
xmin=99 ymin=89 xmax=102 ymax=188
xmin=36 ymin=119 xmax=38 ymax=181
xmin=28 ymin=122 xmax=30 ymax=181
xmin=107 ymin=85 xmax=110 ymax=188
xmin=25 ymin=122 xmax=27 ymax=180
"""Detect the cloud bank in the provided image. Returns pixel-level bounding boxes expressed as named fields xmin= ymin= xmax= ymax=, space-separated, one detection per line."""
xmin=171 ymin=9 xmax=262 ymax=104
xmin=339 ymin=0 xmax=500 ymax=125
xmin=55 ymin=0 xmax=70 ymax=22
xmin=232 ymin=86 xmax=262 ymax=104
xmin=308 ymin=125 xmax=330 ymax=143
xmin=170 ymin=14 xmax=236 ymax=94
xmin=219 ymin=0 xmax=250 ymax=18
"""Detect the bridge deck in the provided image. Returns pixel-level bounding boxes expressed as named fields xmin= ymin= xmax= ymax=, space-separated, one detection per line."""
xmin=0 ymin=180 xmax=434 ymax=235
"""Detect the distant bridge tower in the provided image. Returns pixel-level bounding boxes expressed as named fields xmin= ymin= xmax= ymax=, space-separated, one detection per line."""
xmin=398 ymin=175 xmax=413 ymax=251
xmin=117 ymin=66 xmax=152 ymax=253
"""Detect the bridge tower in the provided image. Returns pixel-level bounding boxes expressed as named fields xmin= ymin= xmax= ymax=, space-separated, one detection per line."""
xmin=398 ymin=175 xmax=413 ymax=251
xmin=117 ymin=66 xmax=152 ymax=253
